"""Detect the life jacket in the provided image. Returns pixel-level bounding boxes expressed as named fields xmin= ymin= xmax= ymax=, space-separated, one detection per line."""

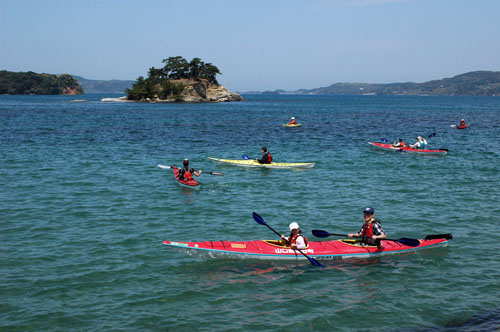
xmin=289 ymin=233 xmax=308 ymax=247
xmin=289 ymin=119 xmax=296 ymax=124
xmin=178 ymin=166 xmax=193 ymax=180
xmin=361 ymin=222 xmax=374 ymax=241
xmin=184 ymin=171 xmax=193 ymax=180
xmin=267 ymin=152 xmax=272 ymax=163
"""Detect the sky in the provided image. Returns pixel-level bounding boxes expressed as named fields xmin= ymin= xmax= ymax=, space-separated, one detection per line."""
xmin=1 ymin=0 xmax=499 ymax=92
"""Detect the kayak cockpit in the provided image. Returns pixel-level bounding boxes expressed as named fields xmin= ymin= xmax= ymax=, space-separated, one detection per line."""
xmin=338 ymin=239 xmax=378 ymax=248
xmin=263 ymin=240 xmax=310 ymax=249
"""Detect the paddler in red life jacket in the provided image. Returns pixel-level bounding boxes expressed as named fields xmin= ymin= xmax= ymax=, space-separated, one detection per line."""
xmin=460 ymin=119 xmax=467 ymax=126
xmin=281 ymin=222 xmax=308 ymax=249
xmin=176 ymin=159 xmax=202 ymax=180
xmin=288 ymin=116 xmax=296 ymax=125
xmin=348 ymin=207 xmax=387 ymax=246
xmin=256 ymin=146 xmax=272 ymax=164
xmin=392 ymin=138 xmax=406 ymax=148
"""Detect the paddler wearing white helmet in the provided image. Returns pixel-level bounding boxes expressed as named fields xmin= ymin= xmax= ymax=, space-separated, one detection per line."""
xmin=288 ymin=116 xmax=296 ymax=125
xmin=281 ymin=221 xmax=308 ymax=249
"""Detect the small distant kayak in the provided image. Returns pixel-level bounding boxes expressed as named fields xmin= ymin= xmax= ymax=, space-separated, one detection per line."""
xmin=163 ymin=236 xmax=451 ymax=261
xmin=173 ymin=167 xmax=200 ymax=189
xmin=283 ymin=123 xmax=302 ymax=127
xmin=456 ymin=124 xmax=468 ymax=129
xmin=368 ymin=142 xmax=448 ymax=156
xmin=208 ymin=157 xmax=315 ymax=169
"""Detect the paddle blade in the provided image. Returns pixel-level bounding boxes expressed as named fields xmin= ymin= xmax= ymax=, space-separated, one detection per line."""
xmin=428 ymin=133 xmax=436 ymax=137
xmin=158 ymin=164 xmax=172 ymax=169
xmin=308 ymin=257 xmax=325 ymax=267
xmin=311 ymin=229 xmax=332 ymax=238
xmin=425 ymin=233 xmax=452 ymax=240
xmin=396 ymin=238 xmax=420 ymax=247
xmin=242 ymin=155 xmax=251 ymax=160
xmin=252 ymin=212 xmax=266 ymax=225
xmin=381 ymin=138 xmax=389 ymax=143
xmin=207 ymin=171 xmax=224 ymax=176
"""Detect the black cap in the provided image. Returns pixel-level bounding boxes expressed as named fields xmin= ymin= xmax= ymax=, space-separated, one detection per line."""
xmin=363 ymin=207 xmax=374 ymax=214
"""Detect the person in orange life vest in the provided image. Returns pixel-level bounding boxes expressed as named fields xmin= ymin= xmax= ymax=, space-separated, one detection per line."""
xmin=175 ymin=159 xmax=201 ymax=180
xmin=281 ymin=222 xmax=308 ymax=249
xmin=288 ymin=116 xmax=296 ymax=125
xmin=348 ymin=207 xmax=387 ymax=246
xmin=392 ymin=138 xmax=406 ymax=148
xmin=256 ymin=146 xmax=272 ymax=164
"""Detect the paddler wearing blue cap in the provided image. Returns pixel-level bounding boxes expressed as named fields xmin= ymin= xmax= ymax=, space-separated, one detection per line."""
xmin=348 ymin=207 xmax=387 ymax=246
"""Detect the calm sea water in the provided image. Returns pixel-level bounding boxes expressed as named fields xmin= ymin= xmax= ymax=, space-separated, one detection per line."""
xmin=1 ymin=94 xmax=499 ymax=331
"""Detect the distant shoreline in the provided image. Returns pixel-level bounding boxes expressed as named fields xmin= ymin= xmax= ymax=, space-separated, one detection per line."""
xmin=244 ymin=71 xmax=500 ymax=97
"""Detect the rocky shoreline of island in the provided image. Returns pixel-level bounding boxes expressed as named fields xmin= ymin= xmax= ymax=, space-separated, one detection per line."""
xmin=121 ymin=56 xmax=243 ymax=103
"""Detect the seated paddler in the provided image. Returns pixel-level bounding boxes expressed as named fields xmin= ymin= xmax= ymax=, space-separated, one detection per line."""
xmin=348 ymin=207 xmax=387 ymax=246
xmin=281 ymin=222 xmax=308 ymax=249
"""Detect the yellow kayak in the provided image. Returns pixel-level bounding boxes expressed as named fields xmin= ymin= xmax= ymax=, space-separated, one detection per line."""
xmin=208 ymin=157 xmax=315 ymax=169
xmin=282 ymin=123 xmax=302 ymax=127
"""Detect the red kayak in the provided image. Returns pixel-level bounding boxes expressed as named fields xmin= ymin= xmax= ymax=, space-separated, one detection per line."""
xmin=163 ymin=235 xmax=451 ymax=261
xmin=173 ymin=166 xmax=200 ymax=189
xmin=456 ymin=124 xmax=468 ymax=129
xmin=368 ymin=142 xmax=448 ymax=156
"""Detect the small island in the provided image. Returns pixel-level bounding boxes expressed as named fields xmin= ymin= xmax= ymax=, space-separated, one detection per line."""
xmin=124 ymin=56 xmax=243 ymax=103
xmin=0 ymin=70 xmax=83 ymax=95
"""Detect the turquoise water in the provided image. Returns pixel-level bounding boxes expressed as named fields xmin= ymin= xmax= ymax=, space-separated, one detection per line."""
xmin=1 ymin=94 xmax=499 ymax=331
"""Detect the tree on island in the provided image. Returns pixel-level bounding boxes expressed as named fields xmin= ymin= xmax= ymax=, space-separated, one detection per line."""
xmin=126 ymin=56 xmax=221 ymax=101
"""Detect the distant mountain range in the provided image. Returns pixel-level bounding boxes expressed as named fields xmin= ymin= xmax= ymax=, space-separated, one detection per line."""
xmin=72 ymin=75 xmax=135 ymax=93
xmin=248 ymin=71 xmax=500 ymax=96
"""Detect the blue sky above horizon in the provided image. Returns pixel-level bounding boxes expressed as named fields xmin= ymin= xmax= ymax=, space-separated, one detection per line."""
xmin=1 ymin=0 xmax=499 ymax=91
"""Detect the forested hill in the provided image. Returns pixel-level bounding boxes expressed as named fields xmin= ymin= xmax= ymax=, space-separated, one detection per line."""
xmin=268 ymin=71 xmax=500 ymax=96
xmin=0 ymin=71 xmax=83 ymax=95
xmin=72 ymin=75 xmax=134 ymax=93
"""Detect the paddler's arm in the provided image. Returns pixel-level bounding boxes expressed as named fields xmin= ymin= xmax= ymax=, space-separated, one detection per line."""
xmin=348 ymin=228 xmax=363 ymax=238
xmin=280 ymin=234 xmax=291 ymax=246
xmin=293 ymin=236 xmax=306 ymax=249
xmin=193 ymin=170 xmax=202 ymax=177
xmin=372 ymin=234 xmax=387 ymax=240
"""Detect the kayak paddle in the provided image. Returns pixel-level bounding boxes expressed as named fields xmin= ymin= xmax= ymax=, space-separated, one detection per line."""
xmin=252 ymin=212 xmax=325 ymax=267
xmin=242 ymin=155 xmax=251 ymax=160
xmin=157 ymin=164 xmax=224 ymax=176
xmin=311 ymin=229 xmax=421 ymax=247
xmin=428 ymin=132 xmax=436 ymax=138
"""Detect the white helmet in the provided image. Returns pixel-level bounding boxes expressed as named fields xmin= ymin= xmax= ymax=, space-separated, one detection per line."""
xmin=289 ymin=222 xmax=299 ymax=231
xmin=291 ymin=117 xmax=295 ymax=120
